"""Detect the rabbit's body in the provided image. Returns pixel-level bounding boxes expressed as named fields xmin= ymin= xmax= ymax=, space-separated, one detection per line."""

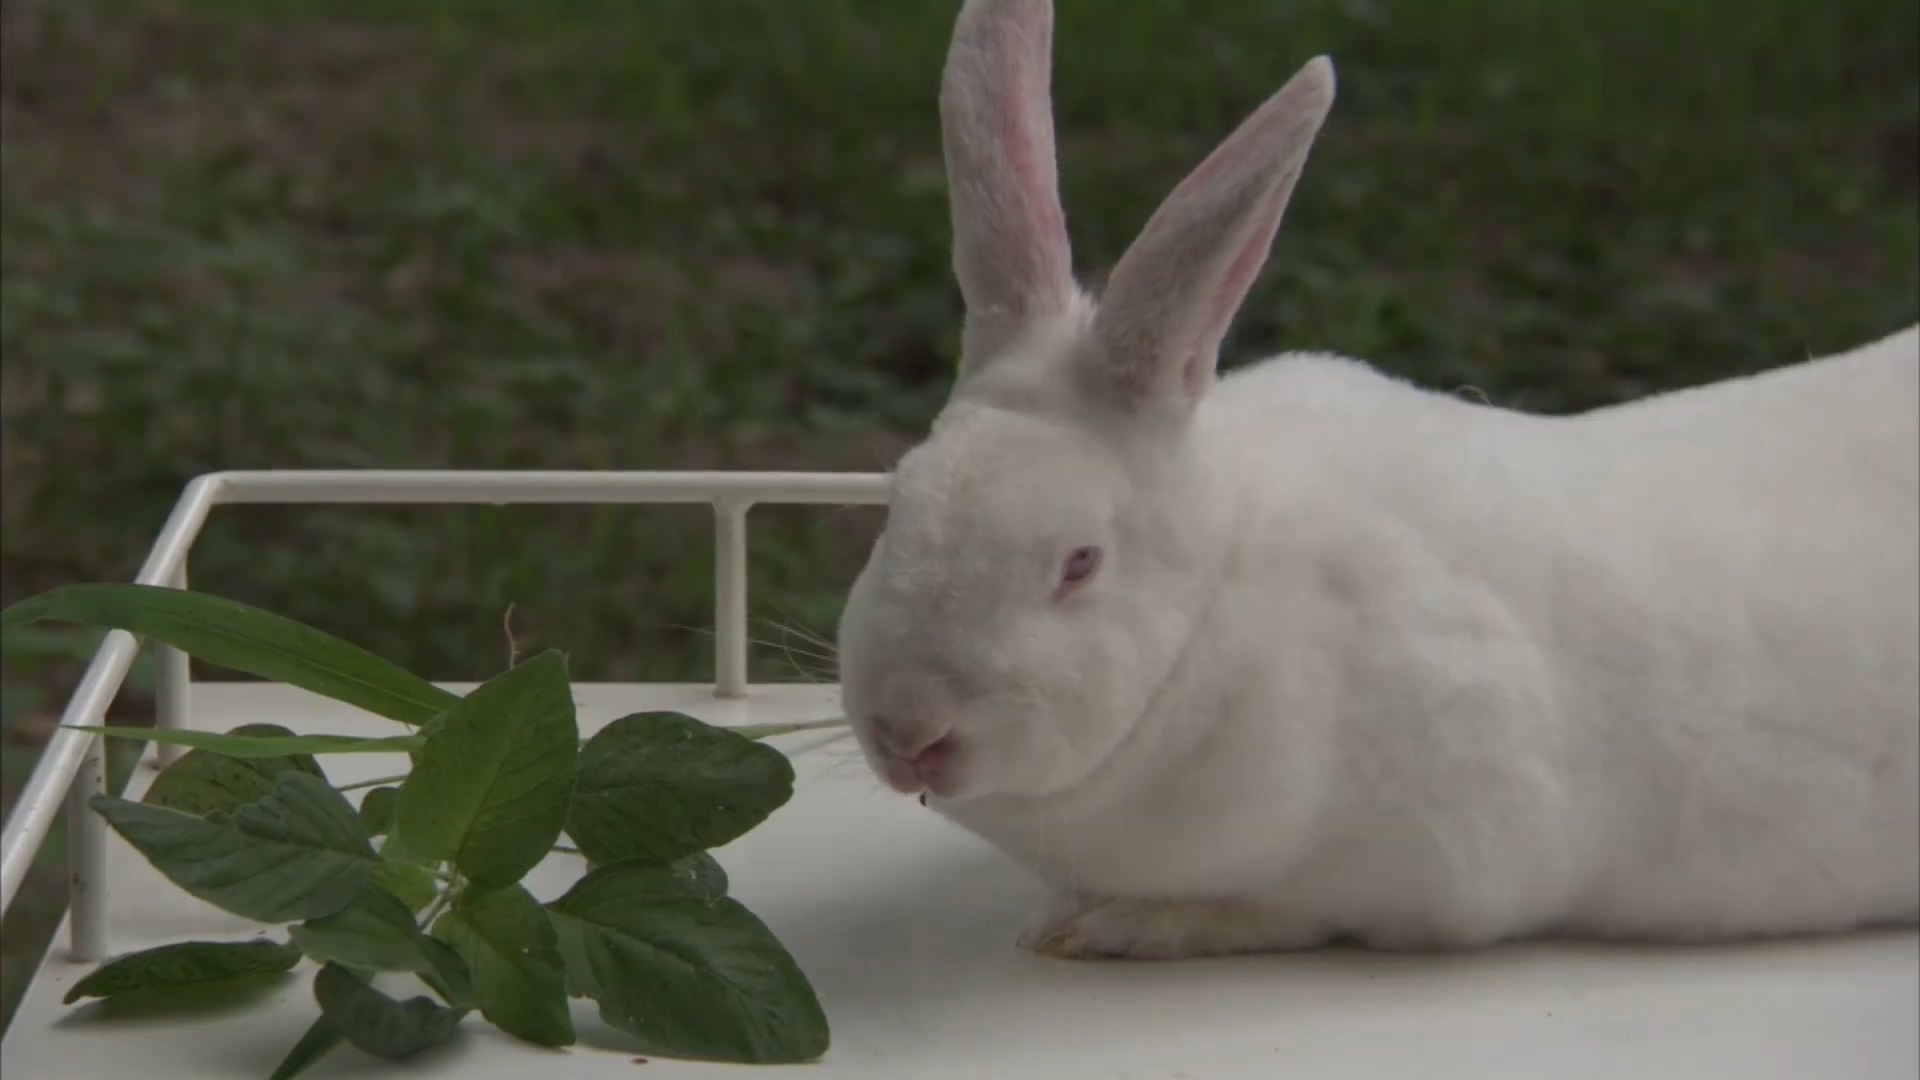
xmin=837 ymin=0 xmax=1920 ymax=960
xmin=939 ymin=327 xmax=1919 ymax=954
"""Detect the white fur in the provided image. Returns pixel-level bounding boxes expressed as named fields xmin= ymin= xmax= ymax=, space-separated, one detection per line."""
xmin=836 ymin=0 xmax=1920 ymax=960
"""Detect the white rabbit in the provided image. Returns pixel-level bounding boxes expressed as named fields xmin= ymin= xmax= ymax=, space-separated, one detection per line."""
xmin=834 ymin=0 xmax=1920 ymax=960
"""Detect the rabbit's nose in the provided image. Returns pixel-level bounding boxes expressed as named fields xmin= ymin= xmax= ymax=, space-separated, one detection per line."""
xmin=871 ymin=716 xmax=959 ymax=796
xmin=870 ymin=712 xmax=943 ymax=759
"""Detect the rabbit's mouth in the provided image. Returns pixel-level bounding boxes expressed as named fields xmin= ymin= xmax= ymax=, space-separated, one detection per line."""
xmin=876 ymin=732 xmax=965 ymax=798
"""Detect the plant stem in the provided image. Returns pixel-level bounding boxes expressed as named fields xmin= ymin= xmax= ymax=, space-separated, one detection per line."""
xmin=419 ymin=871 xmax=460 ymax=929
xmin=734 ymin=717 xmax=851 ymax=740
xmin=419 ymin=891 xmax=450 ymax=930
xmin=551 ymin=844 xmax=583 ymax=856
xmin=337 ymin=773 xmax=409 ymax=793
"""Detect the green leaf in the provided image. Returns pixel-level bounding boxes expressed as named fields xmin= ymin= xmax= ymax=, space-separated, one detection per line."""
xmin=290 ymin=885 xmax=434 ymax=972
xmin=370 ymin=862 xmax=439 ymax=912
xmin=566 ymin=712 xmax=794 ymax=865
xmin=373 ymin=829 xmax=439 ymax=911
xmin=432 ymin=884 xmax=574 ymax=1047
xmin=312 ymin=964 xmax=465 ymax=1060
xmin=379 ymin=827 xmax=430 ymax=866
xmin=546 ymin=863 xmax=828 ymax=1064
xmin=143 ymin=723 xmax=326 ymax=817
xmin=89 ymin=773 xmax=378 ymax=922
xmin=65 ymin=725 xmax=423 ymax=757
xmin=2 ymin=583 xmax=459 ymax=724
xmin=670 ymin=851 xmax=729 ymax=899
xmin=268 ymin=1016 xmax=346 ymax=1080
xmin=359 ymin=787 xmax=400 ymax=836
xmin=61 ymin=938 xmax=302 ymax=1004
xmin=287 ymin=884 xmax=472 ymax=1006
xmin=396 ymin=651 xmax=577 ymax=888
xmin=416 ymin=936 xmax=476 ymax=1008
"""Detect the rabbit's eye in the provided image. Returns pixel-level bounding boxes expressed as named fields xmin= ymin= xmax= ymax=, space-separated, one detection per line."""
xmin=1059 ymin=545 xmax=1102 ymax=589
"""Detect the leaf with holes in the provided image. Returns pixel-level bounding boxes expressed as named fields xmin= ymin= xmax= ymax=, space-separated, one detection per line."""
xmin=547 ymin=862 xmax=828 ymax=1063
xmin=62 ymin=939 xmax=302 ymax=1004
xmin=432 ymin=884 xmax=573 ymax=1047
xmin=143 ymin=723 xmax=326 ymax=818
xmin=395 ymin=651 xmax=577 ymax=887
xmin=89 ymin=773 xmax=378 ymax=923
xmin=2 ymin=583 xmax=457 ymax=724
xmin=566 ymin=712 xmax=794 ymax=866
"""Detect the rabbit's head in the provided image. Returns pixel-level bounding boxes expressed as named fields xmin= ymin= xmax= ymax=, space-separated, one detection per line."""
xmin=837 ymin=0 xmax=1334 ymax=802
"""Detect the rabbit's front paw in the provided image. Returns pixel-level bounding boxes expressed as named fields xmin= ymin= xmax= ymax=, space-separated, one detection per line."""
xmin=1022 ymin=897 xmax=1327 ymax=960
xmin=1016 ymin=891 xmax=1103 ymax=952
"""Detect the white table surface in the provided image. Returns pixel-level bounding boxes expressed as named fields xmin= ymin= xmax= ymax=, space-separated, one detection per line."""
xmin=4 ymin=682 xmax=1916 ymax=1079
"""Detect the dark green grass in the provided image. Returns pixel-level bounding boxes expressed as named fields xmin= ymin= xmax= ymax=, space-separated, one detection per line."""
xmin=1 ymin=0 xmax=1916 ymax=1025
xmin=4 ymin=0 xmax=1915 ymax=682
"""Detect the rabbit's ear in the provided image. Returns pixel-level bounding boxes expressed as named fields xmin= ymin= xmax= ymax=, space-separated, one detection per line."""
xmin=942 ymin=0 xmax=1078 ymax=375
xmin=1092 ymin=57 xmax=1334 ymax=415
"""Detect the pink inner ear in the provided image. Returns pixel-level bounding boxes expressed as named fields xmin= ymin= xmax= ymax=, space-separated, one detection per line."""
xmin=1001 ymin=62 xmax=1072 ymax=312
xmin=1173 ymin=138 xmax=1239 ymax=189
xmin=1093 ymin=57 xmax=1334 ymax=410
xmin=1132 ymin=130 xmax=1288 ymax=397
xmin=1184 ymin=175 xmax=1293 ymax=393
xmin=942 ymin=0 xmax=1077 ymax=357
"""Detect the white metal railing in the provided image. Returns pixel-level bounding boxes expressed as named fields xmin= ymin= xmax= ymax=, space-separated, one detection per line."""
xmin=0 ymin=470 xmax=888 ymax=966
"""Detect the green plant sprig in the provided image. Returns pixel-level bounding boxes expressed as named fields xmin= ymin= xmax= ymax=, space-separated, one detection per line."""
xmin=3 ymin=583 xmax=841 ymax=1077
